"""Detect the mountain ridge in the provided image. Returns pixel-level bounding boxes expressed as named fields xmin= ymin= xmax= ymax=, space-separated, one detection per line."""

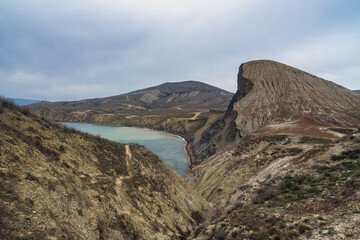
xmin=29 ymin=80 xmax=233 ymax=114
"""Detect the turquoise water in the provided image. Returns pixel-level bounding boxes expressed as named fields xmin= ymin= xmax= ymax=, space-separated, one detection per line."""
xmin=60 ymin=122 xmax=189 ymax=178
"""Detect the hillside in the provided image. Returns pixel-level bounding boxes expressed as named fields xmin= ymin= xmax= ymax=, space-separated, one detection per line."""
xmin=3 ymin=60 xmax=360 ymax=239
xmin=0 ymin=98 xmax=210 ymax=240
xmin=185 ymin=60 xmax=360 ymax=239
xmin=28 ymin=81 xmax=233 ymax=122
xmin=187 ymin=132 xmax=360 ymax=239
xmin=191 ymin=60 xmax=360 ymax=164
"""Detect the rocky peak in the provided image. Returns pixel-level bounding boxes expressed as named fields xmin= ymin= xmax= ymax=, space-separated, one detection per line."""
xmin=192 ymin=60 xmax=360 ymax=164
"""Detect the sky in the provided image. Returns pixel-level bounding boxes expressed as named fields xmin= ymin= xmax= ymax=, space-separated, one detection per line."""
xmin=1 ymin=0 xmax=359 ymax=101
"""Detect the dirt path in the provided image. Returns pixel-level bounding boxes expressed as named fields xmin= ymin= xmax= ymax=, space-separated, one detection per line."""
xmin=125 ymin=145 xmax=132 ymax=176
xmin=190 ymin=111 xmax=206 ymax=120
xmin=117 ymin=145 xmax=132 ymax=183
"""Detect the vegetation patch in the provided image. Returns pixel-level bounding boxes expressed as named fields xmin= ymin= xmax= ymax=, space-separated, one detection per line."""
xmin=300 ymin=136 xmax=332 ymax=144
xmin=328 ymin=128 xmax=355 ymax=135
xmin=215 ymin=205 xmax=308 ymax=239
xmin=331 ymin=149 xmax=360 ymax=161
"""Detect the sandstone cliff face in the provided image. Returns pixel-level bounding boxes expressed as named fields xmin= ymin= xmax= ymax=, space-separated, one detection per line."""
xmin=0 ymin=101 xmax=210 ymax=240
xmin=192 ymin=60 xmax=360 ymax=164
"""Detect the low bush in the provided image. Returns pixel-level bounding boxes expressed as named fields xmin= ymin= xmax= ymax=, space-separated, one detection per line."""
xmin=331 ymin=149 xmax=360 ymax=161
xmin=0 ymin=96 xmax=17 ymax=113
xmin=328 ymin=128 xmax=355 ymax=135
xmin=300 ymin=137 xmax=332 ymax=144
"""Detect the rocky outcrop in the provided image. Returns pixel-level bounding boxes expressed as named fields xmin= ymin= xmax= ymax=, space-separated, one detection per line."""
xmin=191 ymin=60 xmax=360 ymax=164
xmin=0 ymin=101 xmax=210 ymax=240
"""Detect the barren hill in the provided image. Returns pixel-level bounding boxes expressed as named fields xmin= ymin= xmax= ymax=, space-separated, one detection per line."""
xmin=29 ymin=81 xmax=233 ymax=122
xmin=0 ymin=99 xmax=210 ymax=240
xmin=192 ymin=60 xmax=360 ymax=163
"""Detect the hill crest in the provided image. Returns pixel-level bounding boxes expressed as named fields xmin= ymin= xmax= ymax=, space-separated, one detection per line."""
xmin=29 ymin=80 xmax=233 ymax=122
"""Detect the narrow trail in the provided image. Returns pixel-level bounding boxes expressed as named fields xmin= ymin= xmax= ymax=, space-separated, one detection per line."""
xmin=124 ymin=145 xmax=132 ymax=177
xmin=117 ymin=145 xmax=132 ymax=183
xmin=190 ymin=111 xmax=202 ymax=120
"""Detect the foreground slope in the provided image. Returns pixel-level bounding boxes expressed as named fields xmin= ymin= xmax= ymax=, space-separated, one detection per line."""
xmin=188 ymin=133 xmax=360 ymax=239
xmin=192 ymin=60 xmax=360 ymax=164
xmin=0 ymin=100 xmax=210 ymax=240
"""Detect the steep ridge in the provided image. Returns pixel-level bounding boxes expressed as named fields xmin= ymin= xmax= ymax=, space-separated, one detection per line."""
xmin=192 ymin=60 xmax=360 ymax=164
xmin=28 ymin=81 xmax=233 ymax=122
xmin=0 ymin=99 xmax=210 ymax=240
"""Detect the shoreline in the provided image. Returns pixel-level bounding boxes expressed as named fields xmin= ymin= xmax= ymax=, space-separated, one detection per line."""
xmin=58 ymin=121 xmax=195 ymax=172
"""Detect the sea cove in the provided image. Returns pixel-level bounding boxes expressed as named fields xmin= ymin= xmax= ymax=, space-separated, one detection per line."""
xmin=60 ymin=122 xmax=190 ymax=178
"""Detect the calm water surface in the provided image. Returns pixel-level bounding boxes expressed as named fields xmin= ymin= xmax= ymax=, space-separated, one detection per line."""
xmin=60 ymin=122 xmax=189 ymax=177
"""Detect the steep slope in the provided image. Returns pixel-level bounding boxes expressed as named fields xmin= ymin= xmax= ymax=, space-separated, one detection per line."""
xmin=192 ymin=60 xmax=360 ymax=164
xmin=0 ymin=99 xmax=210 ymax=240
xmin=188 ymin=133 xmax=360 ymax=239
xmin=29 ymin=81 xmax=233 ymax=122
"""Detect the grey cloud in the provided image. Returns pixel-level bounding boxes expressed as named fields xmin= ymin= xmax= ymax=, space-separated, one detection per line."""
xmin=1 ymin=0 xmax=359 ymax=100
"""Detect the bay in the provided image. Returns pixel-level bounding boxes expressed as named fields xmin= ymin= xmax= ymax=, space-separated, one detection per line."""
xmin=60 ymin=122 xmax=189 ymax=178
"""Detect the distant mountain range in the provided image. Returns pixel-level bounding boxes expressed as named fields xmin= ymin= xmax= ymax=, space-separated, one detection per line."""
xmin=354 ymin=90 xmax=360 ymax=94
xmin=11 ymin=98 xmax=41 ymax=106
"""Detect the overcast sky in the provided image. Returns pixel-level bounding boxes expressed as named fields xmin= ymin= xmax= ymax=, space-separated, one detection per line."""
xmin=1 ymin=0 xmax=359 ymax=101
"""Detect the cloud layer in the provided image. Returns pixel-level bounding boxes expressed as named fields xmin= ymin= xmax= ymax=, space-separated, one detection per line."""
xmin=1 ymin=0 xmax=359 ymax=100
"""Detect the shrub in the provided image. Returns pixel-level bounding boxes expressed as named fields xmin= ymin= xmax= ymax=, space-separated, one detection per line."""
xmin=300 ymin=136 xmax=332 ymax=144
xmin=0 ymin=96 xmax=17 ymax=113
xmin=212 ymin=228 xmax=226 ymax=240
xmin=288 ymin=148 xmax=303 ymax=156
xmin=252 ymin=186 xmax=278 ymax=204
xmin=328 ymin=128 xmax=355 ymax=135
xmin=59 ymin=145 xmax=66 ymax=153
xmin=0 ymin=96 xmax=16 ymax=108
xmin=298 ymin=223 xmax=312 ymax=234
xmin=191 ymin=211 xmax=205 ymax=224
xmin=285 ymin=230 xmax=300 ymax=238
xmin=331 ymin=149 xmax=360 ymax=161
xmin=21 ymin=107 xmax=31 ymax=116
